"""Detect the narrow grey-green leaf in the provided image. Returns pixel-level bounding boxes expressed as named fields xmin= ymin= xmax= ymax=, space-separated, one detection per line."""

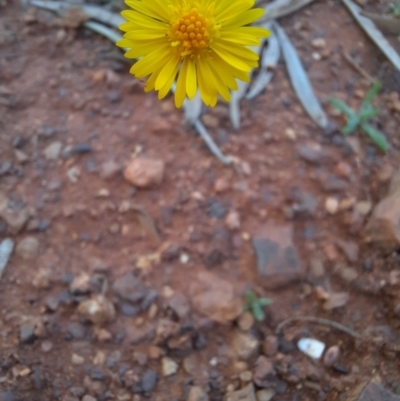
xmin=274 ymin=22 xmax=329 ymax=128
xmin=361 ymin=123 xmax=389 ymax=152
xmin=341 ymin=0 xmax=400 ymax=71
xmin=247 ymin=23 xmax=280 ymax=99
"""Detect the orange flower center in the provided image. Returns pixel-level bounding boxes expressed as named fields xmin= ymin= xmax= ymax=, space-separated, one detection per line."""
xmin=169 ymin=7 xmax=217 ymax=57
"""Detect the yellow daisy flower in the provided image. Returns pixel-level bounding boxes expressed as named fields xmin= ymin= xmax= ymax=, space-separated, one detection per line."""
xmin=117 ymin=0 xmax=270 ymax=108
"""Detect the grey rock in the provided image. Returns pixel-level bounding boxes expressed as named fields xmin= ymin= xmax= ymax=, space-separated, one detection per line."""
xmin=43 ymin=141 xmax=62 ymax=160
xmin=187 ymin=386 xmax=209 ymax=401
xmin=336 ymin=240 xmax=359 ymax=262
xmin=227 ymin=383 xmax=256 ymax=401
xmin=297 ymin=144 xmax=323 ymax=164
xmin=0 ymin=392 xmax=14 ymax=401
xmin=309 ymin=258 xmax=325 ymax=280
xmin=120 ymin=303 xmax=139 ymax=316
xmin=66 ymin=322 xmax=86 ymax=339
xmin=161 ymin=357 xmax=178 ymax=376
xmin=20 ymin=325 xmax=36 ymax=344
xmin=323 ymin=345 xmax=340 ymax=367
xmin=320 ymin=174 xmax=349 ymax=191
xmin=349 ymin=380 xmax=400 ymax=401
xmin=0 ymin=238 xmax=14 ymax=280
xmin=232 ymin=331 xmax=259 ymax=360
xmin=0 ymin=207 xmax=29 ymax=235
xmin=69 ymin=387 xmax=85 ymax=397
xmin=45 ymin=296 xmax=59 ymax=312
xmin=168 ymin=293 xmax=190 ymax=319
xmin=253 ymin=223 xmax=303 ymax=289
xmin=106 ymin=350 xmax=121 ymax=368
xmin=113 ymin=273 xmax=148 ymax=303
xmin=256 ymin=389 xmax=276 ymax=401
xmin=208 ymin=199 xmax=227 ymax=219
xmin=253 ymin=356 xmax=274 ymax=387
xmin=15 ymin=236 xmax=39 ymax=260
xmin=39 ymin=125 xmax=56 ymax=137
xmin=141 ymin=370 xmax=158 ymax=392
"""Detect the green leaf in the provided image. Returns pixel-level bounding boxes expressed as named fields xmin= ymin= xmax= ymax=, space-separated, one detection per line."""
xmin=258 ymin=298 xmax=272 ymax=307
xmin=329 ymin=98 xmax=356 ymax=118
xmin=361 ymin=123 xmax=389 ymax=152
xmin=252 ymin=302 xmax=265 ymax=322
xmin=359 ymin=106 xmax=380 ymax=122
xmin=245 ymin=291 xmax=256 ymax=306
xmin=362 ymin=81 xmax=382 ymax=105
xmin=342 ymin=114 xmax=359 ymax=135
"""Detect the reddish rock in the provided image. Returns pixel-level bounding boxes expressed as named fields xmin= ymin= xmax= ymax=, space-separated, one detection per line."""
xmin=252 ymin=224 xmax=303 ymax=289
xmin=188 ymin=271 xmax=242 ymax=324
xmin=253 ymin=356 xmax=274 ymax=386
xmin=366 ymin=181 xmax=400 ymax=251
xmin=123 ymin=157 xmax=164 ymax=188
xmin=347 ymin=380 xmax=400 ymax=401
xmin=262 ymin=335 xmax=279 ymax=357
xmin=77 ymin=295 xmax=115 ymax=325
xmin=336 ymin=239 xmax=359 ymax=262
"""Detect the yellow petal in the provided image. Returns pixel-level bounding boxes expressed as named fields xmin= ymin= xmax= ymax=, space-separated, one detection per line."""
xmin=175 ymin=58 xmax=190 ymax=108
xmin=186 ymin=60 xmax=197 ymax=99
xmin=155 ymin=54 xmax=180 ymax=91
xmin=223 ymin=8 xmax=265 ymax=28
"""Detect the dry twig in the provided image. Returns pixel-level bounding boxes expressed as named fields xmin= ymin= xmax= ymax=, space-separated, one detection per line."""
xmin=276 ymin=316 xmax=362 ymax=338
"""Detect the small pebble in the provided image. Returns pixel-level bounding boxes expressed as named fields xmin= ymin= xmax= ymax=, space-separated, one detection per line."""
xmin=325 ymin=197 xmax=339 ymax=214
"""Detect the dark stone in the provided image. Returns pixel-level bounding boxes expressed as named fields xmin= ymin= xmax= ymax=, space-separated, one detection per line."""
xmin=19 ymin=325 xmax=36 ymax=344
xmin=253 ymin=224 xmax=303 ymax=289
xmin=113 ymin=273 xmax=148 ymax=303
xmin=0 ymin=161 xmax=11 ymax=176
xmin=107 ymin=91 xmax=121 ymax=103
xmin=86 ymin=160 xmax=96 ymax=172
xmin=297 ymin=144 xmax=322 ymax=164
xmin=279 ymin=338 xmax=295 ymax=353
xmin=69 ymin=387 xmax=85 ymax=397
xmin=131 ymin=382 xmax=143 ymax=394
xmin=71 ymin=143 xmax=91 ymax=154
xmin=28 ymin=358 xmax=42 ymax=388
xmin=332 ymin=365 xmax=350 ymax=374
xmin=161 ymin=244 xmax=180 ymax=261
xmin=363 ymin=260 xmax=373 ymax=271
xmin=192 ymin=333 xmax=207 ymax=350
xmin=140 ymin=290 xmax=158 ymax=311
xmin=208 ymin=199 xmax=227 ymax=219
xmin=40 ymin=125 xmax=56 ymax=137
xmin=45 ymin=296 xmax=60 ymax=312
xmin=12 ymin=136 xmax=25 ymax=149
xmin=66 ymin=322 xmax=86 ymax=340
xmin=349 ymin=380 xmax=400 ymax=401
xmin=331 ymin=135 xmax=345 ymax=147
xmin=59 ymin=290 xmax=72 ymax=304
xmin=60 ymin=273 xmax=74 ymax=285
xmin=205 ymin=228 xmax=231 ymax=268
xmin=91 ymin=368 xmax=105 ymax=381
xmin=120 ymin=303 xmax=139 ymax=317
xmin=0 ymin=392 xmax=14 ymax=401
xmin=321 ymin=174 xmax=349 ymax=192
xmin=141 ymin=371 xmax=158 ymax=392
xmin=106 ymin=350 xmax=121 ymax=369
xmin=302 ymin=225 xmax=316 ymax=239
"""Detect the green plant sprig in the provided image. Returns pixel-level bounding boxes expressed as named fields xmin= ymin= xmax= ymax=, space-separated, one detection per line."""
xmin=244 ymin=291 xmax=271 ymax=322
xmin=329 ymin=81 xmax=389 ymax=153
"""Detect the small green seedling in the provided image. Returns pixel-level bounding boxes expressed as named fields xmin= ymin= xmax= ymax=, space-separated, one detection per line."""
xmin=329 ymin=81 xmax=389 ymax=152
xmin=244 ymin=291 xmax=271 ymax=322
